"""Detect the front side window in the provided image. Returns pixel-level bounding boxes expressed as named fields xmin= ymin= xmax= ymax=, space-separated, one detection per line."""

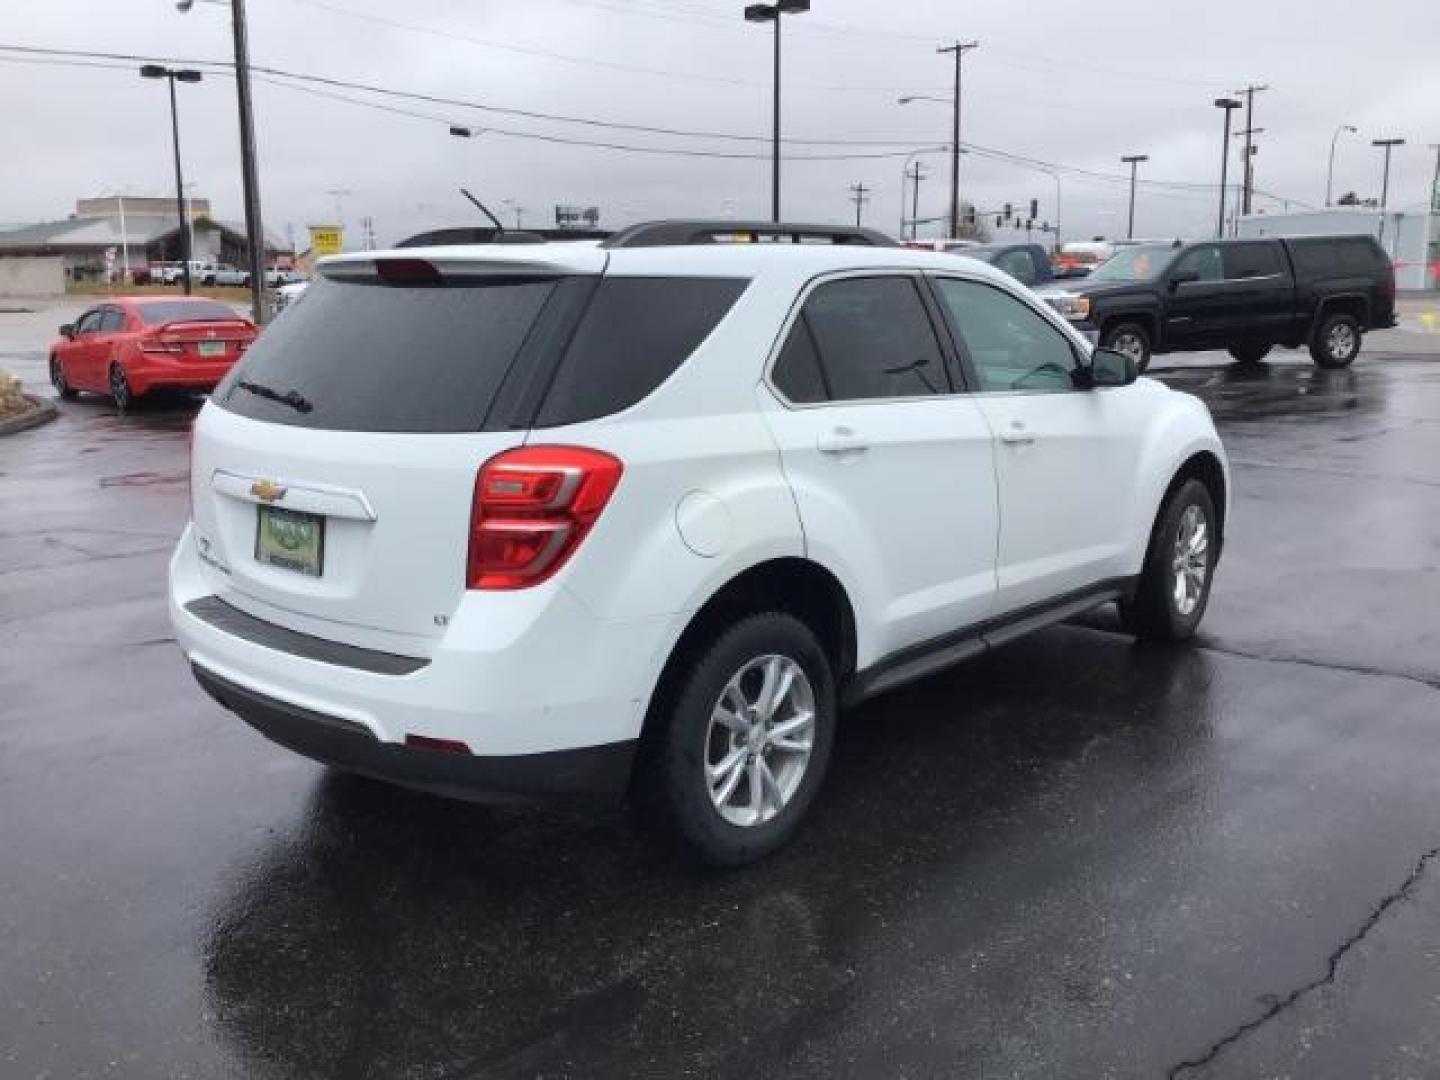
xmin=933 ymin=278 xmax=1078 ymax=393
xmin=777 ymin=276 xmax=949 ymax=403
xmin=98 ymin=308 xmax=127 ymax=332
xmin=74 ymin=309 xmax=103 ymax=335
xmin=1173 ymin=245 xmax=1224 ymax=283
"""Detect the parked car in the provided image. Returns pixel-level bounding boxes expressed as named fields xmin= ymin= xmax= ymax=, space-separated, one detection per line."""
xmin=50 ymin=297 xmax=257 ymax=412
xmin=957 ymin=242 xmax=1057 ymax=288
xmin=1053 ymin=241 xmax=1115 ymax=279
xmin=271 ymin=279 xmax=309 ymax=315
xmin=1036 ymin=234 xmax=1396 ymax=370
xmin=208 ymin=265 xmax=249 ymax=287
xmin=170 ymin=220 xmax=1229 ymax=865
xmin=153 ymin=260 xmax=215 ymax=286
xmin=264 ymin=268 xmax=307 ymax=288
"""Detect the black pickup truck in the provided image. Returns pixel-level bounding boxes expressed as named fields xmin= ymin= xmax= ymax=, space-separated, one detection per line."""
xmin=1036 ymin=234 xmax=1396 ymax=370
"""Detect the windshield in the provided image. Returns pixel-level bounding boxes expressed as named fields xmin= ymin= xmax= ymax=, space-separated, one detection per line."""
xmin=1085 ymin=245 xmax=1175 ymax=283
xmin=960 ymin=248 xmax=999 ymax=263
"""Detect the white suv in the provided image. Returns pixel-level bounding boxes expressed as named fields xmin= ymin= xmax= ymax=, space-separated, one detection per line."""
xmin=169 ymin=221 xmax=1228 ymax=865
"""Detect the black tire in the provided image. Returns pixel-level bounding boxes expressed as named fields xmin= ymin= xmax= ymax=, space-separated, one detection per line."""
xmin=1227 ymin=342 xmax=1272 ymax=365
xmin=50 ymin=356 xmax=77 ymax=400
xmin=635 ymin=612 xmax=836 ymax=867
xmin=1120 ymin=478 xmax=1218 ymax=643
xmin=1309 ymin=311 xmax=1362 ymax=369
xmin=109 ymin=363 xmax=137 ymax=414
xmin=1102 ymin=321 xmax=1153 ymax=373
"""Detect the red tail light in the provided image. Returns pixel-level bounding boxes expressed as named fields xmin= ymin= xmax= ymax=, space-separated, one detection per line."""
xmin=467 ymin=446 xmax=623 ymax=590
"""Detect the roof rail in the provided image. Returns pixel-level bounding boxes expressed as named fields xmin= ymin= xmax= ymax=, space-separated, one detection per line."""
xmin=601 ymin=219 xmax=897 ymax=249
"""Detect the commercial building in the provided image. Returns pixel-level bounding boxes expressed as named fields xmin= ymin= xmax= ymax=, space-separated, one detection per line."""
xmin=0 ymin=194 xmax=290 ymax=289
xmin=1236 ymin=206 xmax=1438 ymax=290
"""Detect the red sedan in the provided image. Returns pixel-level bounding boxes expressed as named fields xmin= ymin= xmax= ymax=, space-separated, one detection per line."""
xmin=49 ymin=297 xmax=257 ymax=412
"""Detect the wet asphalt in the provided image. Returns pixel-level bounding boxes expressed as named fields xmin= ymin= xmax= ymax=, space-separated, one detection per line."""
xmin=2 ymin=322 xmax=1439 ymax=1078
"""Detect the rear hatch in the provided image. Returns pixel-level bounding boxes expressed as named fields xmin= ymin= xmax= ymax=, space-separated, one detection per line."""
xmin=188 ymin=247 xmax=607 ymax=653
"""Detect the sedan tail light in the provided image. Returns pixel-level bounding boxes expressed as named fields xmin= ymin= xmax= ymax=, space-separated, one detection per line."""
xmin=139 ymin=335 xmax=183 ymax=354
xmin=467 ymin=446 xmax=623 ymax=590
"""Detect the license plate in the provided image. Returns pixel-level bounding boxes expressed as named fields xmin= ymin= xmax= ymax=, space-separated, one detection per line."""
xmin=255 ymin=506 xmax=324 ymax=577
xmin=198 ymin=340 xmax=226 ymax=357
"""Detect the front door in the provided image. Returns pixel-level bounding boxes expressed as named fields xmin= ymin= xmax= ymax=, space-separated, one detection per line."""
xmin=929 ymin=274 xmax=1147 ymax=613
xmin=63 ymin=307 xmax=106 ymax=390
xmin=1162 ymin=243 xmax=1228 ymax=349
xmin=759 ymin=273 xmax=999 ymax=667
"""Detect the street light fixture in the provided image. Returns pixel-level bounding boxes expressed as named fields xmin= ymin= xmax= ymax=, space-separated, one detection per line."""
xmin=177 ymin=0 xmax=267 ymax=324
xmin=1213 ymin=98 xmax=1243 ymax=238
xmin=1326 ymin=124 xmax=1358 ymax=207
xmin=1121 ymin=154 xmax=1149 ymax=239
xmin=743 ymin=0 xmax=809 ymax=223
xmin=140 ymin=64 xmax=203 ymax=296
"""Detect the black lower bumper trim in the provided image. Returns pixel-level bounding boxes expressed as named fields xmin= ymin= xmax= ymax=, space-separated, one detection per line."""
xmin=191 ymin=664 xmax=636 ymax=801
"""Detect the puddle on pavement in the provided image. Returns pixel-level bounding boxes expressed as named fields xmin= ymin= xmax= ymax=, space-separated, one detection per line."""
xmin=1155 ymin=361 xmax=1382 ymax=421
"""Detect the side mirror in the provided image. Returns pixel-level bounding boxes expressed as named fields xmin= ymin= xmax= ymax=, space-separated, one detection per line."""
xmin=1089 ymin=347 xmax=1138 ymax=387
xmin=59 ymin=323 xmax=74 ymax=339
xmin=1169 ymin=269 xmax=1199 ymax=292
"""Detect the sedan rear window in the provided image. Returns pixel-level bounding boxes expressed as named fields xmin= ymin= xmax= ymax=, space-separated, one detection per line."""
xmin=215 ymin=276 xmax=562 ymax=433
xmin=138 ymin=300 xmax=240 ymax=325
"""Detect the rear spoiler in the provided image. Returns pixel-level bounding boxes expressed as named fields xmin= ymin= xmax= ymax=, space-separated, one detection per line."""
xmin=149 ymin=318 xmax=255 ymax=335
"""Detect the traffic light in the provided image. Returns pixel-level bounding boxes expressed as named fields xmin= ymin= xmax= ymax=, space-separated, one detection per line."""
xmin=1003 ymin=202 xmax=1013 ymax=220
xmin=963 ymin=205 xmax=976 ymax=227
xmin=995 ymin=215 xmax=1003 ymax=229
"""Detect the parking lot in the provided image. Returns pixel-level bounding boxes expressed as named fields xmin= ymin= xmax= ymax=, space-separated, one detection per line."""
xmin=3 ymin=298 xmax=1440 ymax=1077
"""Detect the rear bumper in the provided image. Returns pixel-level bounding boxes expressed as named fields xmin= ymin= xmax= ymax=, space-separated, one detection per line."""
xmin=192 ymin=663 xmax=636 ymax=799
xmin=129 ymin=356 xmax=237 ymax=395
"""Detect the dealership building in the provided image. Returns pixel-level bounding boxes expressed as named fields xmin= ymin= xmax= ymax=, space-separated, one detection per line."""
xmin=0 ymin=195 xmax=290 ymax=295
xmin=1237 ymin=205 xmax=1439 ymax=290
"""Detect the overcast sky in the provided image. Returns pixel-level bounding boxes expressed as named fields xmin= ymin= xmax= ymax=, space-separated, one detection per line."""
xmin=1 ymin=0 xmax=1437 ymax=248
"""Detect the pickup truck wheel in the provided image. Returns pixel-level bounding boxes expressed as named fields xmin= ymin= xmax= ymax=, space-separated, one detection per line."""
xmin=1310 ymin=312 xmax=1361 ymax=368
xmin=635 ymin=612 xmax=836 ymax=867
xmin=1102 ymin=322 xmax=1152 ymax=373
xmin=1227 ymin=343 xmax=1272 ymax=365
xmin=1120 ymin=478 xmax=1217 ymax=643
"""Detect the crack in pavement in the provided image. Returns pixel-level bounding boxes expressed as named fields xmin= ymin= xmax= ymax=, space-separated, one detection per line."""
xmin=1167 ymin=842 xmax=1440 ymax=1077
xmin=1194 ymin=640 xmax=1440 ymax=692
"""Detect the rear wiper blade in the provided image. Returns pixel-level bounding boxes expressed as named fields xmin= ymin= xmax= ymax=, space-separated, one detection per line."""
xmin=235 ymin=379 xmax=313 ymax=414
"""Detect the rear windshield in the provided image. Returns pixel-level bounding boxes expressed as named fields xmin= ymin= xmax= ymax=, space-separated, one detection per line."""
xmin=216 ymin=276 xmax=561 ymax=433
xmin=138 ymin=300 xmax=239 ymax=325
xmin=214 ymin=273 xmax=748 ymax=433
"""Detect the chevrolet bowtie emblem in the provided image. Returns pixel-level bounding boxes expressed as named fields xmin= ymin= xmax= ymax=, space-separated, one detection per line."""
xmin=250 ymin=478 xmax=287 ymax=503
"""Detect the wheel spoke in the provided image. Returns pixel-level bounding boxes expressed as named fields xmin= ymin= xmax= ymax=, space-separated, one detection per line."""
xmin=767 ymin=711 xmax=813 ymax=744
xmin=757 ymin=757 xmax=784 ymax=816
xmin=712 ymin=752 xmax=747 ymax=806
xmin=708 ymin=745 xmax=747 ymax=783
xmin=764 ymin=662 xmax=797 ymax=722
xmin=748 ymin=757 xmax=766 ymax=822
xmin=755 ymin=657 xmax=783 ymax=723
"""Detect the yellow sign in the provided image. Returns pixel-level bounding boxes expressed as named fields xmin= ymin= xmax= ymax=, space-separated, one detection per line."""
xmin=308 ymin=225 xmax=343 ymax=257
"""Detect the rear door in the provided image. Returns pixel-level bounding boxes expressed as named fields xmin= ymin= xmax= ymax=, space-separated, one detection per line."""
xmin=759 ymin=273 xmax=998 ymax=661
xmin=190 ymin=263 xmax=602 ymax=650
xmin=1220 ymin=240 xmax=1294 ymax=340
xmin=929 ymin=274 xmax=1147 ymax=611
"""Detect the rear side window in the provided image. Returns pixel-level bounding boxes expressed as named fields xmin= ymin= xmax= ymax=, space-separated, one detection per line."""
xmin=1223 ymin=242 xmax=1283 ymax=279
xmin=535 ymin=277 xmax=748 ymax=426
xmin=774 ymin=276 xmax=949 ymax=403
xmin=138 ymin=300 xmax=239 ymax=325
xmin=1339 ymin=238 xmax=1384 ymax=273
xmin=217 ymin=276 xmax=562 ymax=433
xmin=1291 ymin=237 xmax=1386 ymax=276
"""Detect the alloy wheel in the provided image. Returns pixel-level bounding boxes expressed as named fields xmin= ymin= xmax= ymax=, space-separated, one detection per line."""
xmin=110 ymin=366 xmax=130 ymax=411
xmin=704 ymin=654 xmax=816 ymax=827
xmin=1327 ymin=322 xmax=1357 ymax=362
xmin=1171 ymin=504 xmax=1210 ymax=616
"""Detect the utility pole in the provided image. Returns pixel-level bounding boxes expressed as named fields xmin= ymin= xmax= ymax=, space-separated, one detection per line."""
xmin=937 ymin=40 xmax=979 ymax=239
xmin=1214 ymin=98 xmax=1242 ymax=238
xmin=1429 ymin=144 xmax=1440 ymax=213
xmin=904 ymin=161 xmax=927 ymax=240
xmin=1121 ymin=154 xmax=1148 ymax=239
xmin=848 ymin=182 xmax=871 ymax=227
xmin=1234 ymin=84 xmax=1268 ymax=217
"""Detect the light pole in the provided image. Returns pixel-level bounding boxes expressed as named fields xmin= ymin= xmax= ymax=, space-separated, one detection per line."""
xmin=140 ymin=64 xmax=202 ymax=296
xmin=1121 ymin=154 xmax=1148 ymax=239
xmin=177 ymin=0 xmax=267 ymax=323
xmin=1214 ymin=98 xmax=1242 ymax=238
xmin=1372 ymin=137 xmax=1405 ymax=244
xmin=743 ymin=0 xmax=810 ymax=223
xmin=1326 ymin=124 xmax=1357 ymax=206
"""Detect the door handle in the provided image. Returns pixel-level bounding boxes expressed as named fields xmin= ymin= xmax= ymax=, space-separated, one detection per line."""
xmin=999 ymin=422 xmax=1035 ymax=446
xmin=817 ymin=427 xmax=869 ymax=456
